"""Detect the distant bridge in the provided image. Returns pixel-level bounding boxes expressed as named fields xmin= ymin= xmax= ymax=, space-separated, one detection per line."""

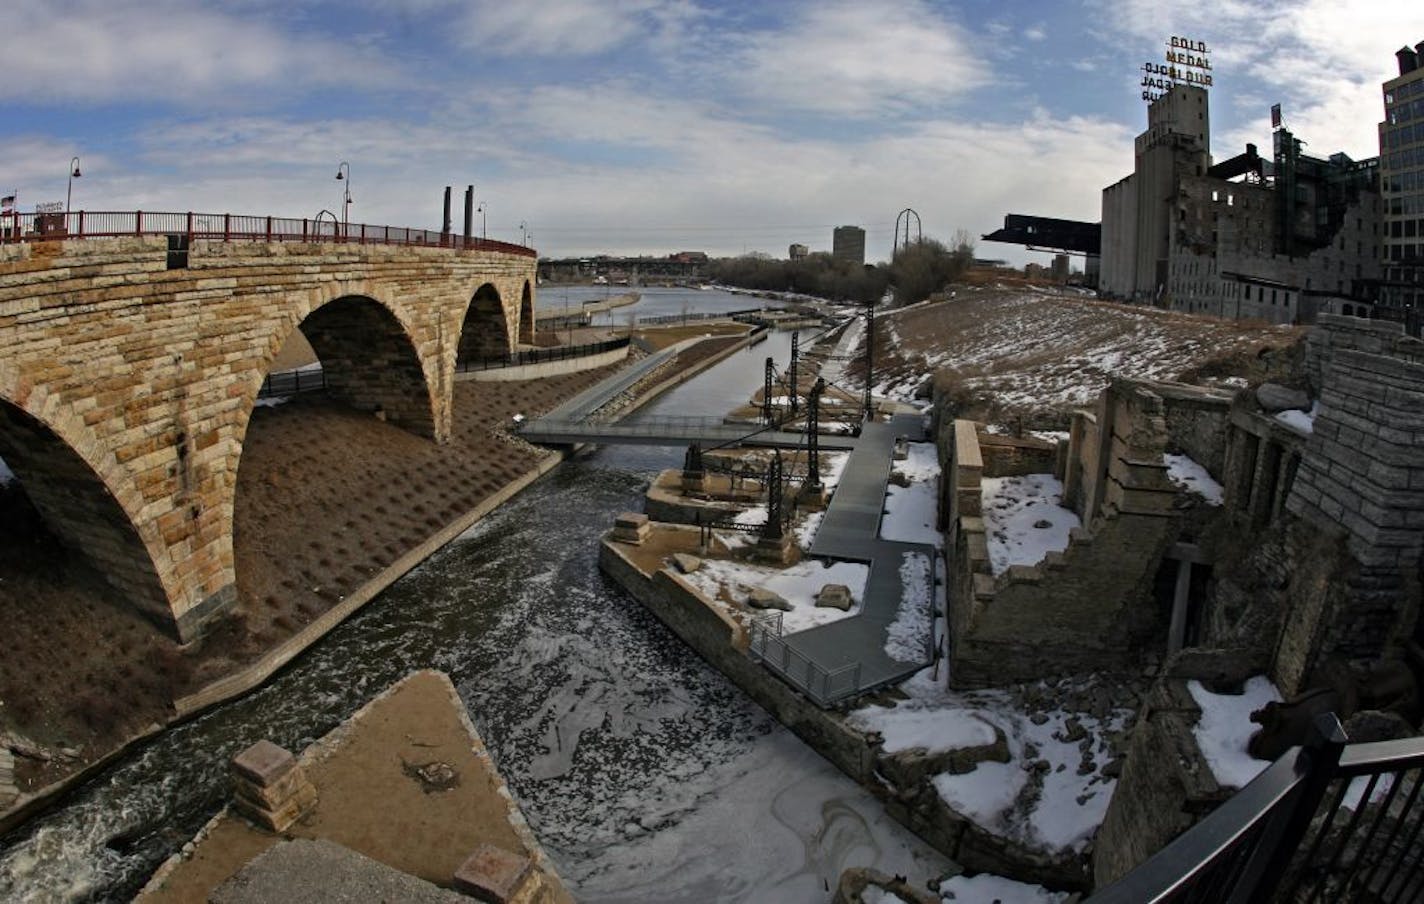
xmin=0 ymin=212 xmax=539 ymax=641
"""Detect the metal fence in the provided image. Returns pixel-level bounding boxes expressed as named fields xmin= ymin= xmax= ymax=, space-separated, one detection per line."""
xmin=747 ymin=612 xmax=863 ymax=706
xmin=457 ymin=337 xmax=630 ymax=373
xmin=634 ymin=307 xmax=765 ymax=326
xmin=257 ymin=368 xmax=326 ymax=399
xmin=1087 ymin=713 xmax=1424 ymax=902
xmin=0 ymin=210 xmax=535 ymax=257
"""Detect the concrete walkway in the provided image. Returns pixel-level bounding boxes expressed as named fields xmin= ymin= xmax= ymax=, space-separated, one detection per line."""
xmin=762 ymin=412 xmax=937 ymax=702
xmin=533 ymin=343 xmax=936 ymax=705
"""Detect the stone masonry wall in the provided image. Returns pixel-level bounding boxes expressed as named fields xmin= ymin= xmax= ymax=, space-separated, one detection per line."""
xmin=1284 ymin=314 xmax=1424 ymax=672
xmin=946 ymin=382 xmax=1187 ymax=687
xmin=0 ymin=237 xmax=535 ymax=639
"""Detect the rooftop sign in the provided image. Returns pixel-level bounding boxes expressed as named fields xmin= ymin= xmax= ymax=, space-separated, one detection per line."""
xmin=1141 ymin=36 xmax=1213 ymax=103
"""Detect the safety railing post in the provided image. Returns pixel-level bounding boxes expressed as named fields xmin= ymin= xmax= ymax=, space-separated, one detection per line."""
xmin=77 ymin=210 xmax=84 ymax=237
xmin=223 ymin=213 xmax=230 ymax=241
xmin=265 ymin=216 xmax=272 ymax=241
xmin=135 ymin=210 xmax=142 ymax=235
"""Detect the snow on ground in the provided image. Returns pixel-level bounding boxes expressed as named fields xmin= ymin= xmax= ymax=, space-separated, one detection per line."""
xmin=852 ymin=668 xmax=1133 ymax=854
xmin=884 ymin=552 xmax=933 ymax=663
xmin=1164 ymin=453 xmax=1225 ymax=505
xmin=1274 ymin=402 xmax=1318 ymax=435
xmin=939 ymin=873 xmax=1069 ymax=903
xmin=1187 ymin=676 xmax=1281 ymax=788
xmin=980 ymin=475 xmax=1080 ymax=575
xmin=863 ymin=888 xmax=911 ymax=904
xmin=253 ymin=396 xmax=291 ymax=408
xmin=883 ymin=443 xmax=942 ymax=546
xmin=871 ymin=290 xmax=1299 ymax=413
xmin=680 ymin=558 xmax=869 ymax=634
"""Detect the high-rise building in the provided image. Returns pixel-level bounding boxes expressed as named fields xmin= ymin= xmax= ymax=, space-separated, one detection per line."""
xmin=1379 ymin=41 xmax=1424 ymax=331
xmin=832 ymin=226 xmax=865 ymax=266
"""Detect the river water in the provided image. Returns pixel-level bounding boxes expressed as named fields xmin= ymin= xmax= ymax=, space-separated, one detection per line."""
xmin=0 ymin=306 xmax=947 ymax=902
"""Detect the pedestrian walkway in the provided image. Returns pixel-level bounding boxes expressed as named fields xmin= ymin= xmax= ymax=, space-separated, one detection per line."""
xmin=751 ymin=412 xmax=937 ymax=705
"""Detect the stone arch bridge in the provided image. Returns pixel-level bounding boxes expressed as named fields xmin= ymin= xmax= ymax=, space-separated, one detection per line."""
xmin=0 ymin=232 xmax=537 ymax=642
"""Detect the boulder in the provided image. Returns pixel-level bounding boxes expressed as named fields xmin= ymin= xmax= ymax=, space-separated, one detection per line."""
xmin=746 ymin=588 xmax=792 ymax=611
xmin=816 ymin=583 xmax=854 ymax=611
xmin=1255 ymin=382 xmax=1310 ymax=413
xmin=671 ymin=553 xmax=702 ymax=574
xmin=1342 ymin=709 xmax=1415 ymax=743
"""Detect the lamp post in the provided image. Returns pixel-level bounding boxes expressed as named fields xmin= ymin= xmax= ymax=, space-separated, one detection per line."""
xmin=477 ymin=202 xmax=487 ymax=241
xmin=66 ymin=156 xmax=81 ymax=221
xmin=335 ymin=162 xmax=351 ymax=236
xmin=520 ymin=220 xmax=528 ymax=247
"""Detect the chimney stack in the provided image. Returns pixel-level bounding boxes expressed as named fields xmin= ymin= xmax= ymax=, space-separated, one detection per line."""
xmin=1398 ymin=45 xmax=1419 ymax=76
xmin=442 ymin=186 xmax=452 ymax=240
xmin=463 ymin=185 xmax=474 ymax=242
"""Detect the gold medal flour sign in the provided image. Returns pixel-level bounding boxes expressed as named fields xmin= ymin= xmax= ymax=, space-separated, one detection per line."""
xmin=1141 ymin=37 xmax=1213 ymax=103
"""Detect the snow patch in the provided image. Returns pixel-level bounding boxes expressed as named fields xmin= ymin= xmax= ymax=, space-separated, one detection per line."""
xmin=1274 ymin=403 xmax=1318 ymax=435
xmin=1164 ymin=453 xmax=1224 ymax=505
xmin=939 ymin=873 xmax=1069 ymax=903
xmin=679 ymin=558 xmax=869 ymax=634
xmin=980 ymin=475 xmax=1080 ymax=575
xmin=884 ymin=552 xmax=932 ymax=663
xmin=854 ymin=707 xmax=998 ymax=755
xmin=1187 ymin=676 xmax=1281 ymax=788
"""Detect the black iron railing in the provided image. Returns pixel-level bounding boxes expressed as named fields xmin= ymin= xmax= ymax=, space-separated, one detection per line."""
xmin=456 ymin=337 xmax=630 ymax=373
xmin=1088 ymin=713 xmax=1424 ymax=903
xmin=256 ymin=368 xmax=326 ymax=399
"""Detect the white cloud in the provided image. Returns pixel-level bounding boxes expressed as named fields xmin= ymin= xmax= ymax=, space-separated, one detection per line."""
xmin=1 ymin=0 xmax=404 ymax=104
xmin=1024 ymin=24 xmax=1047 ymax=42
xmin=727 ymin=0 xmax=991 ymax=116
xmin=1089 ymin=0 xmax=1421 ymax=158
xmin=452 ymin=0 xmax=683 ymax=56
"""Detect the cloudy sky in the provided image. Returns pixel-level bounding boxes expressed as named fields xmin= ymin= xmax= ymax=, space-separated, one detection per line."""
xmin=3 ymin=0 xmax=1419 ymax=264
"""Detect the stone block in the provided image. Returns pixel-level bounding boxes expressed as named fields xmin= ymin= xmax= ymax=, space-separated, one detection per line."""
xmin=753 ymin=533 xmax=795 ymax=565
xmin=670 ymin=552 xmax=701 ymax=574
xmin=611 ymin=511 xmax=652 ymax=545
xmin=453 ymin=843 xmax=535 ymax=903
xmin=237 ymin=776 xmax=317 ymax=833
xmin=747 ymin=587 xmax=792 ymax=611
xmin=232 ymin=739 xmax=296 ymax=787
xmin=815 ymin=583 xmax=854 ymax=611
xmin=233 ymin=763 xmax=313 ymax=810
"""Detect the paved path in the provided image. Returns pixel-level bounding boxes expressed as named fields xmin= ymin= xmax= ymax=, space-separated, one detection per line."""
xmin=760 ymin=412 xmax=936 ymax=701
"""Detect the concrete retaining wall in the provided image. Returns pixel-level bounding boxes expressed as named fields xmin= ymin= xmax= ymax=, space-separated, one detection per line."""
xmin=456 ymin=345 xmax=628 ymax=383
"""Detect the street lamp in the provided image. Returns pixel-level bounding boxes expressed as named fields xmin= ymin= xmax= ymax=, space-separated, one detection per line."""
xmin=335 ymin=162 xmax=351 ymax=235
xmin=520 ymin=220 xmax=528 ymax=247
xmin=66 ymin=156 xmax=81 ymax=220
xmin=477 ymin=202 xmax=487 ymax=241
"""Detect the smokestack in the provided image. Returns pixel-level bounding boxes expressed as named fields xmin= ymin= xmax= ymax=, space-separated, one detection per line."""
xmin=463 ymin=185 xmax=474 ymax=241
xmin=441 ymin=186 xmax=452 ymax=239
xmin=1398 ymin=45 xmax=1419 ymax=76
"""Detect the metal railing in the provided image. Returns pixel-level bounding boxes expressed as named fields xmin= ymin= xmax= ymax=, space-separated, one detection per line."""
xmin=634 ymin=307 xmax=764 ymax=326
xmin=457 ymin=337 xmax=630 ymax=373
xmin=747 ymin=612 xmax=863 ymax=706
xmin=0 ymin=210 xmax=535 ymax=257
xmin=1088 ymin=713 xmax=1424 ymax=903
xmin=257 ymin=367 xmax=326 ymax=399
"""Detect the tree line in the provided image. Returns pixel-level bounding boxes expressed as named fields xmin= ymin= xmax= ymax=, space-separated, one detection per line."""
xmin=708 ymin=232 xmax=975 ymax=306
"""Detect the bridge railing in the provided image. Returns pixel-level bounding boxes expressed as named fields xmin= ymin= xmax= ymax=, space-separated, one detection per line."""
xmin=1087 ymin=713 xmax=1424 ymax=903
xmin=457 ymin=337 xmax=631 ymax=372
xmin=0 ymin=210 xmax=535 ymax=257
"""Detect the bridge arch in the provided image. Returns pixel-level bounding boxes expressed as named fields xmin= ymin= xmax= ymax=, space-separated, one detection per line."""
xmin=457 ymin=283 xmax=514 ymax=364
xmin=519 ymin=281 xmax=535 ymax=346
xmin=242 ymin=288 xmax=440 ymax=445
xmin=0 ymin=370 xmax=176 ymax=631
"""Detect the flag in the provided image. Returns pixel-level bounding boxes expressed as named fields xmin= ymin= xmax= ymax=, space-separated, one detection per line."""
xmin=1271 ymin=103 xmax=1282 ymax=129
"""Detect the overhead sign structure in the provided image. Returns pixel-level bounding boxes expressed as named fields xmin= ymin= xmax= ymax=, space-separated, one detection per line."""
xmin=1141 ymin=36 xmax=1212 ymax=103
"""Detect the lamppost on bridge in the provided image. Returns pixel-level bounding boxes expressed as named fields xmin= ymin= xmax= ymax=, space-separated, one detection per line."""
xmin=477 ymin=202 xmax=487 ymax=241
xmin=520 ymin=220 xmax=528 ymax=247
xmin=335 ymin=162 xmax=351 ymax=236
xmin=66 ymin=156 xmax=81 ymax=221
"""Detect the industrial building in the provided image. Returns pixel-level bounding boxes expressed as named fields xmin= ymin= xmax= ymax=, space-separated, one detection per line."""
xmin=1380 ymin=41 xmax=1424 ymax=332
xmin=1099 ymin=84 xmax=1382 ymax=325
xmin=832 ymin=225 xmax=865 ymax=266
